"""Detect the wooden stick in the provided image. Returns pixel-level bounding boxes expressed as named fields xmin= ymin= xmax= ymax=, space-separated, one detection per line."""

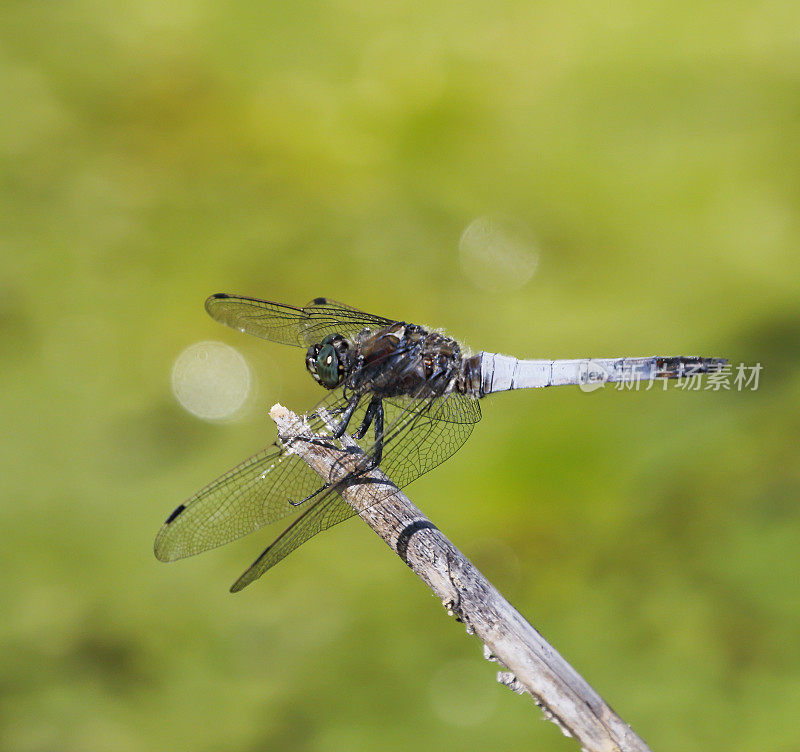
xmin=271 ymin=403 xmax=652 ymax=752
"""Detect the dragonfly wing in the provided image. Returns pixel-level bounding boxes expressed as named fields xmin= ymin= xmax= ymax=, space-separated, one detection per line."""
xmin=227 ymin=390 xmax=482 ymax=590
xmin=155 ymin=444 xmax=321 ymax=561
xmin=205 ymin=294 xmax=394 ymax=347
xmin=378 ymin=392 xmax=481 ymax=490
xmin=154 ymin=392 xmax=350 ymax=561
xmin=312 ymin=389 xmax=482 ymax=494
xmin=230 ymin=493 xmax=356 ymax=592
xmin=205 ymin=294 xmax=310 ymax=347
xmin=385 ymin=391 xmax=481 ymax=425
xmin=298 ymin=297 xmax=394 ymax=346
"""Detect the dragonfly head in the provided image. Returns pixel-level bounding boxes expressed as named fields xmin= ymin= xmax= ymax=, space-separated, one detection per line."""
xmin=306 ymin=334 xmax=349 ymax=389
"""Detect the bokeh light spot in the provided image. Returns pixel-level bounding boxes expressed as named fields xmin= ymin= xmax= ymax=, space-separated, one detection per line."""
xmin=459 ymin=216 xmax=539 ymax=292
xmin=171 ymin=341 xmax=251 ymax=421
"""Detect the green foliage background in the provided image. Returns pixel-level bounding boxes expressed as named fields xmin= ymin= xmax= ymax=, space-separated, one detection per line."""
xmin=2 ymin=1 xmax=798 ymax=750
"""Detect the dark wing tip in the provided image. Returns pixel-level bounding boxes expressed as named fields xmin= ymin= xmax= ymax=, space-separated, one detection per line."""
xmin=312 ymin=297 xmax=327 ymax=305
xmin=164 ymin=504 xmax=186 ymax=524
xmin=204 ymin=293 xmax=229 ymax=314
xmin=153 ymin=504 xmax=187 ymax=562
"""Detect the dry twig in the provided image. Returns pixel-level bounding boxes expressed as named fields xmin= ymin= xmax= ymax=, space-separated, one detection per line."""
xmin=271 ymin=403 xmax=652 ymax=752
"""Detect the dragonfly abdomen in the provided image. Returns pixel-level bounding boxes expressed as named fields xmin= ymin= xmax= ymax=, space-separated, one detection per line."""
xmin=477 ymin=353 xmax=727 ymax=394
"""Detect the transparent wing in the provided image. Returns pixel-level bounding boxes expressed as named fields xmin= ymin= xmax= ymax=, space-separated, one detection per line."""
xmin=229 ymin=390 xmax=481 ymax=591
xmin=230 ymin=494 xmax=355 ymax=592
xmin=380 ymin=393 xmax=481 ymax=489
xmin=154 ymin=391 xmax=351 ymax=562
xmin=297 ymin=297 xmax=395 ymax=346
xmin=386 ymin=391 xmax=481 ymax=425
xmin=205 ymin=294 xmax=394 ymax=347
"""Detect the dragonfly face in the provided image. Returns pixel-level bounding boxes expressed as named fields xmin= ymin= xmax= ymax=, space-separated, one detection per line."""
xmin=305 ymin=333 xmax=350 ymax=389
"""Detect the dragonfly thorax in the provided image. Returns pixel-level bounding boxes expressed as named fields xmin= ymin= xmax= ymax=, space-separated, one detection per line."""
xmin=306 ymin=333 xmax=350 ymax=389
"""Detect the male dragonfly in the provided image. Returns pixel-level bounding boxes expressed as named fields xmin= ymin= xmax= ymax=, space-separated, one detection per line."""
xmin=155 ymin=294 xmax=726 ymax=591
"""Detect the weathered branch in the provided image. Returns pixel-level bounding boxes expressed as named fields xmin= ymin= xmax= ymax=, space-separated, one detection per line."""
xmin=271 ymin=404 xmax=652 ymax=752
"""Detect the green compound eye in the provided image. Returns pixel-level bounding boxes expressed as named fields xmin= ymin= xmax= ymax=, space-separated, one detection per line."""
xmin=315 ymin=344 xmax=340 ymax=387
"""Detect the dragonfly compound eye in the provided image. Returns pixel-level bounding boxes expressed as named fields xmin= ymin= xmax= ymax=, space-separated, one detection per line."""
xmin=314 ymin=343 xmax=342 ymax=388
xmin=305 ymin=344 xmax=321 ymax=383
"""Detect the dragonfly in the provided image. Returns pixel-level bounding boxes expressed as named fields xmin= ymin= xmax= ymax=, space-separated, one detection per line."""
xmin=155 ymin=294 xmax=726 ymax=592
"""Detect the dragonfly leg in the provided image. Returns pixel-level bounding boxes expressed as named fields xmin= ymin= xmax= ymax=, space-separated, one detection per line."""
xmin=357 ymin=397 xmax=384 ymax=471
xmin=331 ymin=394 xmax=362 ymax=438
xmin=327 ymin=397 xmax=385 ymax=489
xmin=304 ymin=394 xmax=360 ymax=439
xmin=353 ymin=395 xmax=381 ymax=439
xmin=289 ymin=482 xmax=330 ymax=507
xmin=288 ymin=394 xmax=366 ymax=507
xmin=369 ymin=397 xmax=384 ymax=468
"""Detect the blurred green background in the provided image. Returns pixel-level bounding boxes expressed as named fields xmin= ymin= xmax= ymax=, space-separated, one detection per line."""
xmin=2 ymin=1 xmax=798 ymax=750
